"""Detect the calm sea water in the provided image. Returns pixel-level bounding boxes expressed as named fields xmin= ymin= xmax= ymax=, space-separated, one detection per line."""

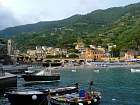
xmin=1 ymin=67 xmax=140 ymax=105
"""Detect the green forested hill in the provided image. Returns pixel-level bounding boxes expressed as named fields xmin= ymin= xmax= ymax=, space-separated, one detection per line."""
xmin=1 ymin=2 xmax=140 ymax=52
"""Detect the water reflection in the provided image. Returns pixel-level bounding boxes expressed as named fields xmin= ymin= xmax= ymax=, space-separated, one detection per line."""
xmin=1 ymin=68 xmax=140 ymax=105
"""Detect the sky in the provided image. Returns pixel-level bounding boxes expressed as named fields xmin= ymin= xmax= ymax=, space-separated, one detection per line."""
xmin=0 ymin=0 xmax=140 ymax=30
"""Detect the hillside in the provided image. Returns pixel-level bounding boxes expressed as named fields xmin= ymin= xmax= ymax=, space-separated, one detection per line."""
xmin=1 ymin=3 xmax=139 ymax=36
xmin=0 ymin=2 xmax=140 ymax=52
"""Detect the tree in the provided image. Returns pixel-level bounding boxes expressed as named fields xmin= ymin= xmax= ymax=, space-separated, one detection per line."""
xmin=110 ymin=47 xmax=120 ymax=57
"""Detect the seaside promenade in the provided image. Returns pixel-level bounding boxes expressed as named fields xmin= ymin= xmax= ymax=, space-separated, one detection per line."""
xmin=61 ymin=63 xmax=140 ymax=70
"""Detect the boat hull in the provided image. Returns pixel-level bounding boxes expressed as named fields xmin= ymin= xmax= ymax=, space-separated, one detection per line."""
xmin=22 ymin=75 xmax=60 ymax=82
xmin=5 ymin=93 xmax=48 ymax=105
xmin=50 ymin=89 xmax=101 ymax=105
xmin=50 ymin=96 xmax=101 ymax=105
xmin=50 ymin=101 xmax=100 ymax=105
xmin=5 ymin=86 xmax=79 ymax=105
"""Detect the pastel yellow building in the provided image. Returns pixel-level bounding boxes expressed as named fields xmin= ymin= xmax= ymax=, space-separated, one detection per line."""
xmin=124 ymin=51 xmax=134 ymax=60
xmin=80 ymin=48 xmax=105 ymax=60
xmin=27 ymin=50 xmax=36 ymax=57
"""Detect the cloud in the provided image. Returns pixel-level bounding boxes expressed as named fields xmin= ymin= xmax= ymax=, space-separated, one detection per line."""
xmin=0 ymin=0 xmax=140 ymax=30
xmin=0 ymin=0 xmax=103 ymax=23
xmin=0 ymin=4 xmax=19 ymax=30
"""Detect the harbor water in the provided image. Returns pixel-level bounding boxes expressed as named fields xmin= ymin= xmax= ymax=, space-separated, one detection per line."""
xmin=0 ymin=67 xmax=140 ymax=105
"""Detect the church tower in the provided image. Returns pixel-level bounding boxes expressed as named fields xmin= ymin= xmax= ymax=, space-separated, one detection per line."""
xmin=7 ymin=39 xmax=13 ymax=56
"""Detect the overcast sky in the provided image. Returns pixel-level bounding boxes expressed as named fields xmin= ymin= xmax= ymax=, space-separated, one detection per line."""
xmin=0 ymin=0 xmax=140 ymax=30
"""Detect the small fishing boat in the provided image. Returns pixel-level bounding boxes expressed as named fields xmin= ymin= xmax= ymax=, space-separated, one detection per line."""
xmin=50 ymin=91 xmax=101 ymax=105
xmin=131 ymin=68 xmax=140 ymax=73
xmin=5 ymin=84 xmax=79 ymax=105
xmin=50 ymin=81 xmax=101 ymax=105
xmin=22 ymin=67 xmax=60 ymax=82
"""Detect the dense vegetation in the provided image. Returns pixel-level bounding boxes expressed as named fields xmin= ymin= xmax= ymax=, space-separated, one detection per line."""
xmin=0 ymin=2 xmax=140 ymax=53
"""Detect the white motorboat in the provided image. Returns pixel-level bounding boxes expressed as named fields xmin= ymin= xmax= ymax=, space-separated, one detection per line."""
xmin=93 ymin=70 xmax=99 ymax=73
xmin=131 ymin=68 xmax=140 ymax=73
xmin=71 ymin=69 xmax=76 ymax=72
xmin=22 ymin=67 xmax=60 ymax=82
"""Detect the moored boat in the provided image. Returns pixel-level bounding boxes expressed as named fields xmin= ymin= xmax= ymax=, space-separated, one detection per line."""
xmin=5 ymin=90 xmax=48 ymax=105
xmin=50 ymin=91 xmax=101 ymax=105
xmin=72 ymin=69 xmax=76 ymax=72
xmin=50 ymin=81 xmax=101 ymax=105
xmin=131 ymin=68 xmax=140 ymax=72
xmin=5 ymin=84 xmax=79 ymax=105
xmin=22 ymin=67 xmax=60 ymax=82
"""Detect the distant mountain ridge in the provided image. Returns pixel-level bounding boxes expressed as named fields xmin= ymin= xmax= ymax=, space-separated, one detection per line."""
xmin=0 ymin=2 xmax=140 ymax=36
xmin=1 ymin=2 xmax=140 ymax=53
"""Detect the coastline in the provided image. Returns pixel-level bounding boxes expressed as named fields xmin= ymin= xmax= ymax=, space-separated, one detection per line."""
xmin=60 ymin=64 xmax=140 ymax=70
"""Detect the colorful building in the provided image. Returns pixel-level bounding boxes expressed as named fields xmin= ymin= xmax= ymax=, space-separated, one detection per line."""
xmin=80 ymin=47 xmax=105 ymax=60
xmin=75 ymin=40 xmax=85 ymax=52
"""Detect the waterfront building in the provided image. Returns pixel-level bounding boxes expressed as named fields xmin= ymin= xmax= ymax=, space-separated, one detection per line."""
xmin=61 ymin=49 xmax=68 ymax=57
xmin=46 ymin=47 xmax=60 ymax=56
xmin=89 ymin=45 xmax=96 ymax=49
xmin=42 ymin=46 xmax=47 ymax=51
xmin=124 ymin=51 xmax=135 ymax=60
xmin=75 ymin=40 xmax=85 ymax=52
xmin=27 ymin=50 xmax=36 ymax=57
xmin=0 ymin=39 xmax=13 ymax=64
xmin=26 ymin=46 xmax=67 ymax=60
xmin=0 ymin=43 xmax=7 ymax=56
xmin=80 ymin=48 xmax=105 ymax=61
xmin=36 ymin=47 xmax=44 ymax=59
xmin=13 ymin=50 xmax=20 ymax=57
xmin=80 ymin=48 xmax=93 ymax=60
